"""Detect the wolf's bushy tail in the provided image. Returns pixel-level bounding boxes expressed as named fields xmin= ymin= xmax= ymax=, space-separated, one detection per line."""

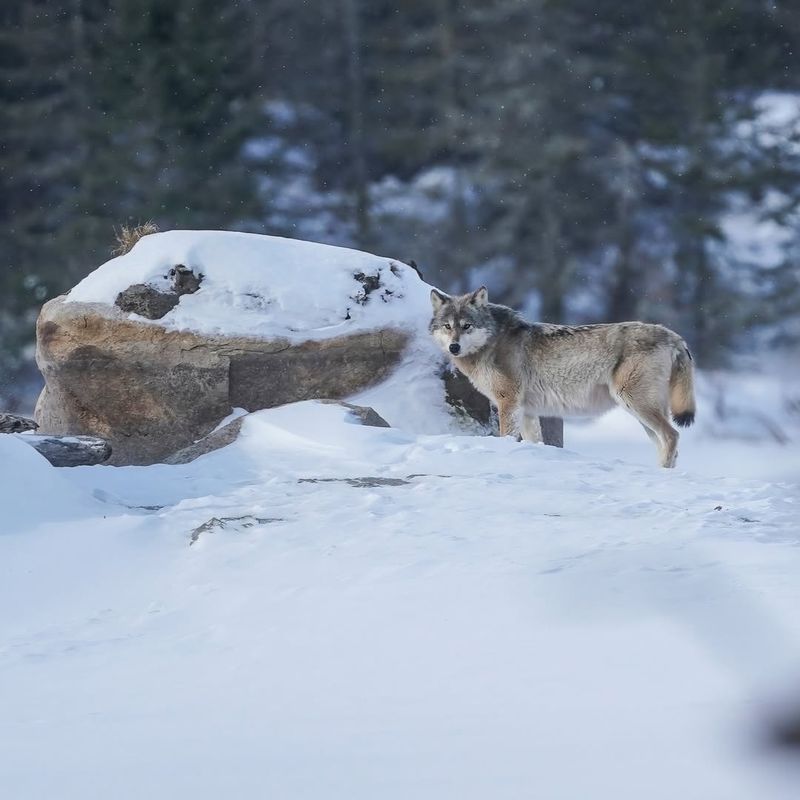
xmin=669 ymin=344 xmax=696 ymax=427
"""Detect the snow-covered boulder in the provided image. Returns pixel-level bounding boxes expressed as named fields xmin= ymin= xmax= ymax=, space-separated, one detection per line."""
xmin=35 ymin=231 xmax=431 ymax=465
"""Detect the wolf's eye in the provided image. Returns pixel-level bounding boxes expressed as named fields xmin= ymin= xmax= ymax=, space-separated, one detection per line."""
xmin=444 ymin=323 xmax=452 ymax=331
xmin=462 ymin=323 xmax=472 ymax=331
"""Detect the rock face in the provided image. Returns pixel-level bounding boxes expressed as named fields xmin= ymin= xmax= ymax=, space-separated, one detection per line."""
xmin=163 ymin=416 xmax=247 ymax=465
xmin=317 ymin=400 xmax=391 ymax=429
xmin=35 ymin=296 xmax=409 ymax=465
xmin=440 ymin=366 xmax=493 ymax=429
xmin=20 ymin=434 xmax=111 ymax=467
xmin=0 ymin=412 xmax=38 ymax=433
xmin=115 ymin=264 xmax=203 ymax=320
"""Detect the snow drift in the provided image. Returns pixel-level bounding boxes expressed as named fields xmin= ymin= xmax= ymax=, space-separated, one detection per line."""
xmin=1 ymin=400 xmax=799 ymax=799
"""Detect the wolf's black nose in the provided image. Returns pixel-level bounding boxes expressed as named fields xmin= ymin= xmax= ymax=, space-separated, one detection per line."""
xmin=449 ymin=343 xmax=461 ymax=355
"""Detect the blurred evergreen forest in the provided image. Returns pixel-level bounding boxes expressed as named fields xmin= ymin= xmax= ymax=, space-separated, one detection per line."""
xmin=2 ymin=0 xmax=800 ymax=408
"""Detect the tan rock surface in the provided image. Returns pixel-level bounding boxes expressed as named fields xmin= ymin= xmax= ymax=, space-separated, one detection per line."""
xmin=35 ymin=296 xmax=408 ymax=465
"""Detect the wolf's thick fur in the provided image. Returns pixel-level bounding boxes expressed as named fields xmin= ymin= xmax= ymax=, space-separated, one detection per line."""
xmin=430 ymin=287 xmax=696 ymax=468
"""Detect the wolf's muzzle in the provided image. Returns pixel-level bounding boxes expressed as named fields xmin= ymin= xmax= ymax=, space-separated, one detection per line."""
xmin=449 ymin=343 xmax=461 ymax=355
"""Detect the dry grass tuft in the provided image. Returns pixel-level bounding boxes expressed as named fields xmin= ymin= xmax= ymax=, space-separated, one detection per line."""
xmin=111 ymin=221 xmax=160 ymax=256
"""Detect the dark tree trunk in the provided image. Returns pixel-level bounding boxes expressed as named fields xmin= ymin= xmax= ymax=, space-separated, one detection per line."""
xmin=343 ymin=0 xmax=370 ymax=247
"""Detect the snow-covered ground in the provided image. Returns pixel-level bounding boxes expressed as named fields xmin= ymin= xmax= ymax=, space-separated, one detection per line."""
xmin=4 ymin=230 xmax=799 ymax=796
xmin=1 ymin=399 xmax=798 ymax=799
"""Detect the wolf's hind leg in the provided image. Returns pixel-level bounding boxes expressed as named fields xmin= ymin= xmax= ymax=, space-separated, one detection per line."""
xmin=649 ymin=411 xmax=678 ymax=468
xmin=640 ymin=423 xmax=658 ymax=446
xmin=611 ymin=370 xmax=678 ymax=467
xmin=627 ymin=405 xmax=678 ymax=467
xmin=613 ymin=357 xmax=679 ymax=468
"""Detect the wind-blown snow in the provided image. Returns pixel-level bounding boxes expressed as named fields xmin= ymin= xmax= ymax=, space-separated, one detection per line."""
xmin=66 ymin=230 xmax=432 ymax=340
xmin=1 ymin=401 xmax=798 ymax=799
xmin=0 ymin=436 xmax=101 ymax=528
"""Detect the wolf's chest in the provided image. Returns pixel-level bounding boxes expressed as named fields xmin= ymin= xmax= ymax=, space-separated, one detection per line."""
xmin=455 ymin=358 xmax=504 ymax=405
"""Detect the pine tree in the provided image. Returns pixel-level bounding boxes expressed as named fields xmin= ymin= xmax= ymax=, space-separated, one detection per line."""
xmin=76 ymin=0 xmax=264 ymax=234
xmin=462 ymin=0 xmax=614 ymax=319
xmin=0 ymin=0 xmax=89 ymax=391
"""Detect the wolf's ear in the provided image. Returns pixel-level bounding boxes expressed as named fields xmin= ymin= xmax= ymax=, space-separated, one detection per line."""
xmin=469 ymin=286 xmax=488 ymax=307
xmin=430 ymin=288 xmax=448 ymax=311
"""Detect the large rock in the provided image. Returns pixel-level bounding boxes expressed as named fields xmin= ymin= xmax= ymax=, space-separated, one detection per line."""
xmin=35 ymin=296 xmax=408 ymax=465
xmin=33 ymin=231 xmax=562 ymax=463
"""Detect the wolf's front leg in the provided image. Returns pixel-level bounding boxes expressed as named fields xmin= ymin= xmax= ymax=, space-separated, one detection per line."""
xmin=520 ymin=412 xmax=543 ymax=444
xmin=496 ymin=398 xmax=520 ymax=437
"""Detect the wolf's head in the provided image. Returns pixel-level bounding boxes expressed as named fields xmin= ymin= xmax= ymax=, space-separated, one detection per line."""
xmin=429 ymin=286 xmax=495 ymax=357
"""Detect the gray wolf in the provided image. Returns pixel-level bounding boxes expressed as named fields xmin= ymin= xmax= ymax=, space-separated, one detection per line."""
xmin=429 ymin=287 xmax=695 ymax=468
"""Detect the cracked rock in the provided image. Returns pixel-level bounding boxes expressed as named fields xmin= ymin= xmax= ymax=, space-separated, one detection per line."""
xmin=35 ymin=296 xmax=409 ymax=465
xmin=115 ymin=264 xmax=203 ymax=320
